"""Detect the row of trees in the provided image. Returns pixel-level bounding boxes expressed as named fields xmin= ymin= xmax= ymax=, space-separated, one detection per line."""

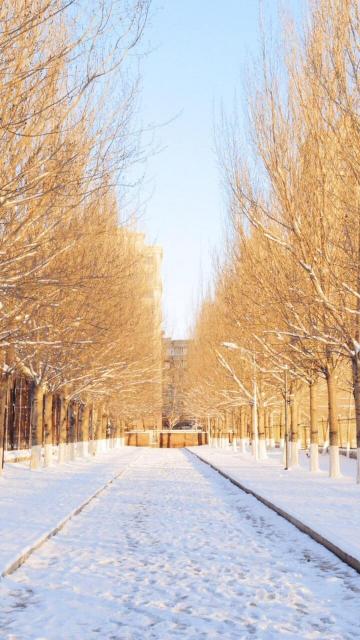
xmin=0 ymin=1 xmax=162 ymax=472
xmin=185 ymin=0 xmax=360 ymax=481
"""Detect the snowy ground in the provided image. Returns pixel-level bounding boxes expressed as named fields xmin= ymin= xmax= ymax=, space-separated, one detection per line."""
xmin=0 ymin=449 xmax=359 ymax=640
xmin=0 ymin=446 xmax=140 ymax=574
xmin=190 ymin=445 xmax=360 ymax=566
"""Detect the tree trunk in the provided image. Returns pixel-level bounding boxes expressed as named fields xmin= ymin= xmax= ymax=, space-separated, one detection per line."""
xmin=120 ymin=418 xmax=125 ymax=447
xmin=114 ymin=417 xmax=120 ymax=448
xmin=289 ymin=394 xmax=299 ymax=467
xmin=251 ymin=400 xmax=259 ymax=460
xmin=231 ymin=410 xmax=237 ymax=451
xmin=81 ymin=404 xmax=90 ymax=456
xmin=309 ymin=381 xmax=319 ymax=472
xmin=58 ymin=392 xmax=68 ymax=464
xmin=94 ymin=404 xmax=103 ymax=454
xmin=212 ymin=419 xmax=217 ymax=447
xmin=246 ymin=407 xmax=251 ymax=440
xmin=279 ymin=409 xmax=285 ymax=449
xmin=0 ymin=376 xmax=8 ymax=475
xmin=89 ymin=405 xmax=97 ymax=455
xmin=268 ymin=411 xmax=275 ymax=448
xmin=68 ymin=400 xmax=77 ymax=461
xmin=264 ymin=408 xmax=269 ymax=445
xmin=326 ymin=368 xmax=340 ymax=478
xmin=239 ymin=406 xmax=247 ymax=453
xmin=209 ymin=417 xmax=214 ymax=446
xmin=223 ymin=412 xmax=228 ymax=447
xmin=30 ymin=383 xmax=44 ymax=469
xmin=43 ymin=392 xmax=53 ymax=467
xmin=258 ymin=405 xmax=267 ymax=459
xmin=213 ymin=418 xmax=218 ymax=447
xmin=76 ymin=404 xmax=83 ymax=457
xmin=217 ymin=417 xmax=222 ymax=447
xmin=351 ymin=355 xmax=360 ymax=483
xmin=102 ymin=407 xmax=109 ymax=451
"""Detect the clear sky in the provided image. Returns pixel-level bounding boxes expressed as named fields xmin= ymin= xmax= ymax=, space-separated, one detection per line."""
xmin=136 ymin=0 xmax=303 ymax=339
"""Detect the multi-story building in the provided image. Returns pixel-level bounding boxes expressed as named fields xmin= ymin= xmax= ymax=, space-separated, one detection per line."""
xmin=162 ymin=338 xmax=190 ymax=427
xmin=120 ymin=230 xmax=163 ymax=431
xmin=142 ymin=240 xmax=163 ymax=430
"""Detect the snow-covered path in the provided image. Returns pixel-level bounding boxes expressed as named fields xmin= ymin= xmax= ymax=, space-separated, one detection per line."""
xmin=190 ymin=446 xmax=360 ymax=565
xmin=0 ymin=449 xmax=359 ymax=640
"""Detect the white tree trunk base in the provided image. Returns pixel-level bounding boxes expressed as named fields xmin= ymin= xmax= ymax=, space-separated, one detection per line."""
xmin=88 ymin=440 xmax=96 ymax=456
xmin=269 ymin=438 xmax=275 ymax=449
xmin=282 ymin=442 xmax=290 ymax=467
xmin=310 ymin=443 xmax=319 ymax=472
xmin=79 ymin=441 xmax=88 ymax=457
xmin=252 ymin=439 xmax=259 ymax=460
xmin=357 ymin=448 xmax=360 ymax=484
xmin=322 ymin=440 xmax=329 ymax=454
xmin=44 ymin=444 xmax=53 ymax=467
xmin=290 ymin=441 xmax=299 ymax=466
xmin=239 ymin=438 xmax=247 ymax=453
xmin=68 ymin=442 xmax=77 ymax=461
xmin=30 ymin=445 xmax=42 ymax=470
xmin=258 ymin=439 xmax=267 ymax=460
xmin=96 ymin=439 xmax=106 ymax=454
xmin=232 ymin=439 xmax=237 ymax=452
xmin=65 ymin=443 xmax=72 ymax=461
xmin=279 ymin=438 xmax=285 ymax=450
xmin=282 ymin=443 xmax=287 ymax=466
xmin=329 ymin=445 xmax=341 ymax=479
xmin=58 ymin=443 xmax=67 ymax=464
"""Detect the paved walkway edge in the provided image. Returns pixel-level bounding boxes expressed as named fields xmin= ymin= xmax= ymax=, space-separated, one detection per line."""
xmin=188 ymin=448 xmax=360 ymax=575
xmin=0 ymin=456 xmax=139 ymax=579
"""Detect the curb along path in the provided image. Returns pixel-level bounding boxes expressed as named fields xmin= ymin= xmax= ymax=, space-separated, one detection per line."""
xmin=187 ymin=448 xmax=360 ymax=575
xmin=0 ymin=452 xmax=142 ymax=579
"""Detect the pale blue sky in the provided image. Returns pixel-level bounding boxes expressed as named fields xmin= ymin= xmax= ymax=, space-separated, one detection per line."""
xmin=136 ymin=0 xmax=304 ymax=339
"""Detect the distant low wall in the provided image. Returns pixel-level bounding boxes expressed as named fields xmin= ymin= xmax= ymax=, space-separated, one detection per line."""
xmin=160 ymin=431 xmax=207 ymax=448
xmin=125 ymin=430 xmax=208 ymax=448
xmin=125 ymin=432 xmax=150 ymax=447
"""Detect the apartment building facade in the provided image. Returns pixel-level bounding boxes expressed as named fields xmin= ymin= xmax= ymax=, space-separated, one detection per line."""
xmin=162 ymin=338 xmax=190 ymax=427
